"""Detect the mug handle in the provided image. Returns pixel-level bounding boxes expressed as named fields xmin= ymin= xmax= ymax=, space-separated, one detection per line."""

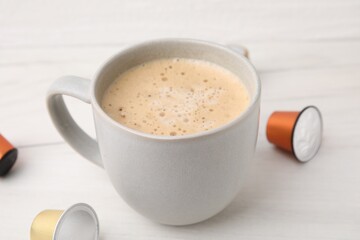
xmin=47 ymin=76 xmax=103 ymax=168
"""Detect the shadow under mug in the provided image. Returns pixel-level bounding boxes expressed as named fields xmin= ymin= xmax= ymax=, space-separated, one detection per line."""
xmin=47 ymin=39 xmax=261 ymax=225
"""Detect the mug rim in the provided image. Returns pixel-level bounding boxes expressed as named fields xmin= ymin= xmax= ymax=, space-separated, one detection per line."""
xmin=91 ymin=38 xmax=261 ymax=141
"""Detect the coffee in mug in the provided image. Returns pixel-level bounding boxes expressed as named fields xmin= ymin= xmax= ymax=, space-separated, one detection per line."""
xmin=101 ymin=58 xmax=250 ymax=136
xmin=47 ymin=39 xmax=260 ymax=225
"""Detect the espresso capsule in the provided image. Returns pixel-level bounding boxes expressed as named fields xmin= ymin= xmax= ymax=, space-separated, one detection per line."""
xmin=266 ymin=106 xmax=323 ymax=162
xmin=0 ymin=134 xmax=18 ymax=176
xmin=30 ymin=203 xmax=99 ymax=240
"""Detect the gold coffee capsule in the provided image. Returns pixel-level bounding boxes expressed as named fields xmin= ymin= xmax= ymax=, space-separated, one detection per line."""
xmin=30 ymin=203 xmax=99 ymax=240
xmin=266 ymin=106 xmax=323 ymax=162
xmin=0 ymin=134 xmax=18 ymax=176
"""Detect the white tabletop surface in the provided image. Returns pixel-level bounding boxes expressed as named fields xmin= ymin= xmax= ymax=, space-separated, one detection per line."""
xmin=1 ymin=0 xmax=360 ymax=239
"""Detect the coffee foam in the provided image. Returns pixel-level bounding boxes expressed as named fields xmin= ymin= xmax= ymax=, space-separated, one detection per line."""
xmin=101 ymin=58 xmax=249 ymax=136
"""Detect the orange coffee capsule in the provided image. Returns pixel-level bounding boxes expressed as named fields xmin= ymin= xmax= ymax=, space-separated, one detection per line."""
xmin=0 ymin=134 xmax=18 ymax=176
xmin=266 ymin=106 xmax=323 ymax=162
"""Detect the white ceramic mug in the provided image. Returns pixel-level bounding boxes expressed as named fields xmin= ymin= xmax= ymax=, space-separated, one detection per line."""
xmin=47 ymin=39 xmax=261 ymax=225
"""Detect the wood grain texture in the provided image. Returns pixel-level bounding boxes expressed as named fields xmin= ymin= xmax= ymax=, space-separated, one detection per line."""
xmin=0 ymin=0 xmax=360 ymax=48
xmin=0 ymin=0 xmax=360 ymax=239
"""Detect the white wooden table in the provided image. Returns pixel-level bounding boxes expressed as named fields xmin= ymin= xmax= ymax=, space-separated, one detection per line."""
xmin=1 ymin=0 xmax=359 ymax=239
